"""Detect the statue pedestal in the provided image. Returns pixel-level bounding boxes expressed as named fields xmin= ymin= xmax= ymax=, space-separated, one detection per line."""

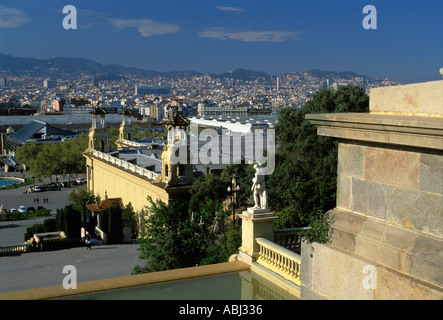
xmin=237 ymin=209 xmax=278 ymax=265
xmin=246 ymin=207 xmax=269 ymax=214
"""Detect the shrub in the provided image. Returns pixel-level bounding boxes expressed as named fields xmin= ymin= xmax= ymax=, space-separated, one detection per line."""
xmin=43 ymin=218 xmax=57 ymax=233
xmin=24 ymin=218 xmax=59 ymax=241
xmin=24 ymin=223 xmax=45 ymax=242
xmin=35 ymin=208 xmax=51 ymax=217
xmin=301 ymin=210 xmax=333 ymax=244
xmin=41 ymin=238 xmax=83 ymax=251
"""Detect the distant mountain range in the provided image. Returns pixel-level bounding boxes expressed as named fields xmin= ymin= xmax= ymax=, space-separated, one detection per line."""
xmin=0 ymin=52 xmax=168 ymax=78
xmin=0 ymin=52 xmax=378 ymax=82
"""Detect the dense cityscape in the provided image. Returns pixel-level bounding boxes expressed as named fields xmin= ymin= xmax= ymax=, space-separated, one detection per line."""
xmin=0 ymin=53 xmax=400 ymax=124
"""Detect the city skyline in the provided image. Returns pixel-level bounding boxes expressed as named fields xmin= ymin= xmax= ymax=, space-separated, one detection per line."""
xmin=0 ymin=0 xmax=442 ymax=83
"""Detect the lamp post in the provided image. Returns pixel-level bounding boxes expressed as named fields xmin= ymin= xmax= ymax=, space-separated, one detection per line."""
xmin=82 ymin=196 xmax=88 ymax=230
xmin=83 ymin=195 xmax=96 ymax=233
xmin=227 ymin=175 xmax=240 ymax=227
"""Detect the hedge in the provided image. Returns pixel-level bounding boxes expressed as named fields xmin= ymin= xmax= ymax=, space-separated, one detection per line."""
xmin=8 ymin=208 xmax=51 ymax=221
xmin=56 ymin=205 xmax=81 ymax=240
xmin=24 ymin=218 xmax=57 ymax=242
xmin=97 ymin=202 xmax=123 ymax=244
xmin=40 ymin=238 xmax=84 ymax=251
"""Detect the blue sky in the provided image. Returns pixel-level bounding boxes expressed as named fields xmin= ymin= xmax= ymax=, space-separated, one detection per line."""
xmin=0 ymin=0 xmax=442 ymax=83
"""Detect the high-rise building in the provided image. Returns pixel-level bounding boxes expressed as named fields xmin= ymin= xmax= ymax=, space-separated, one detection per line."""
xmin=0 ymin=75 xmax=6 ymax=88
xmin=92 ymin=77 xmax=99 ymax=87
xmin=43 ymin=78 xmax=57 ymax=89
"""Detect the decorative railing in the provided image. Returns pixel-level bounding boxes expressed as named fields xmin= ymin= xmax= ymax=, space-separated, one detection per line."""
xmin=255 ymin=237 xmax=302 ymax=286
xmin=0 ymin=244 xmax=32 ymax=256
xmin=119 ymin=139 xmax=148 ymax=147
xmin=274 ymin=227 xmax=310 ymax=254
xmin=92 ymin=150 xmax=159 ymax=180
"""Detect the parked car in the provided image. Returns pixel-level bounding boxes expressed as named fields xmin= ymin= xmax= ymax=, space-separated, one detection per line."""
xmin=76 ymin=178 xmax=86 ymax=184
xmin=18 ymin=206 xmax=27 ymax=213
xmin=32 ymin=186 xmax=42 ymax=192
xmin=27 ymin=207 xmax=36 ymax=212
xmin=9 ymin=208 xmax=18 ymax=213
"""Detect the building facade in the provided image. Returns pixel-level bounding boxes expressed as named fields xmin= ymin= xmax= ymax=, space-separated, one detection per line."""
xmin=43 ymin=78 xmax=57 ymax=89
xmin=83 ymin=106 xmax=193 ymax=213
xmin=135 ymin=85 xmax=171 ymax=97
xmin=0 ymin=75 xmax=6 ymax=88
xmin=197 ymin=101 xmax=249 ymax=118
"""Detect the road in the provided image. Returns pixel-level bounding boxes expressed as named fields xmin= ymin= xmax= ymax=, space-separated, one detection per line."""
xmin=0 ymin=173 xmax=143 ymax=294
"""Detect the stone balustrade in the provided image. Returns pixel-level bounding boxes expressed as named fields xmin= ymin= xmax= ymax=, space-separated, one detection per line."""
xmin=255 ymin=237 xmax=302 ymax=286
xmin=120 ymin=139 xmax=149 ymax=147
xmin=92 ymin=149 xmax=159 ymax=180
xmin=274 ymin=227 xmax=310 ymax=253
xmin=0 ymin=244 xmax=32 ymax=256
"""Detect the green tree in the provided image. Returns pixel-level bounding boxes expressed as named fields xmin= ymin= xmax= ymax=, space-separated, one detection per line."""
xmin=59 ymin=133 xmax=88 ymax=173
xmin=133 ymin=197 xmax=203 ymax=274
xmin=68 ymin=188 xmax=96 ymax=210
xmin=268 ymin=85 xmax=369 ymax=230
xmin=122 ymin=202 xmax=138 ymax=239
xmin=188 ymin=172 xmax=230 ymax=214
xmin=16 ymin=132 xmax=89 ymax=179
xmin=133 ymin=193 xmax=240 ymax=274
xmin=56 ymin=205 xmax=82 ymax=240
xmin=34 ymin=143 xmax=61 ymax=181
xmin=16 ymin=142 xmax=40 ymax=170
xmin=188 ymin=164 xmax=254 ymax=214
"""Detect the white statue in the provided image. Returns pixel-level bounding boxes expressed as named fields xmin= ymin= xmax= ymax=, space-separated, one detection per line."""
xmin=251 ymin=163 xmax=268 ymax=210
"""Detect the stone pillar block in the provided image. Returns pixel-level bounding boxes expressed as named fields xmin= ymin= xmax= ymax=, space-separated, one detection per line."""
xmin=338 ymin=142 xmax=365 ymax=178
xmin=365 ymin=146 xmax=419 ymax=190
xmin=419 ymin=153 xmax=443 ymax=194
xmin=369 ymin=80 xmax=443 ymax=116
xmin=238 ymin=209 xmax=278 ymax=264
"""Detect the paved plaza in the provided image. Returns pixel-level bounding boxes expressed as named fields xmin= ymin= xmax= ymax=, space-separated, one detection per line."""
xmin=0 ymin=173 xmax=142 ymax=294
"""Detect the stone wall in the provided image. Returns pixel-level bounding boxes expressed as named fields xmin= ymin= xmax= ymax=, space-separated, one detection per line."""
xmin=337 ymin=141 xmax=442 ymax=236
xmin=303 ymin=80 xmax=443 ymax=299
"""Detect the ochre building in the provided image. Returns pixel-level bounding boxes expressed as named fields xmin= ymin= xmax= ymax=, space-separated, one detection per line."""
xmin=83 ymin=106 xmax=194 ymax=214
